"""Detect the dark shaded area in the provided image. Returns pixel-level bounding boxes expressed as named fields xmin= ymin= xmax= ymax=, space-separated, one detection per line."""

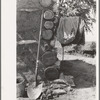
xmin=60 ymin=60 xmax=96 ymax=88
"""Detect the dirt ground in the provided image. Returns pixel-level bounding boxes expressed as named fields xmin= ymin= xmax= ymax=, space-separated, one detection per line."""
xmin=55 ymin=87 xmax=96 ymax=100
xmin=17 ymin=52 xmax=96 ymax=100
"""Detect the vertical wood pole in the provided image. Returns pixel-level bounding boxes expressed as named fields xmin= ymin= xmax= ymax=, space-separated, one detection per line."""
xmin=35 ymin=10 xmax=44 ymax=86
xmin=62 ymin=47 xmax=64 ymax=60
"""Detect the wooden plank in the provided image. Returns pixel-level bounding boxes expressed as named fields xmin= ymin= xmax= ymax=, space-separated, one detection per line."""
xmin=17 ymin=40 xmax=37 ymax=45
xmin=17 ymin=98 xmax=30 ymax=100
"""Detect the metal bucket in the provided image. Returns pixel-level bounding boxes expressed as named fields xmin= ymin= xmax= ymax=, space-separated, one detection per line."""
xmin=17 ymin=77 xmax=26 ymax=97
xmin=44 ymin=65 xmax=60 ymax=80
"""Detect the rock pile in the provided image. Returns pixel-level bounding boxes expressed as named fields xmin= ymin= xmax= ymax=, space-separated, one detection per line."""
xmin=36 ymin=77 xmax=75 ymax=100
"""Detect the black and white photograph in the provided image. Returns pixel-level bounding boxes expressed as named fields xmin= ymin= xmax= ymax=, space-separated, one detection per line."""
xmin=16 ymin=0 xmax=98 ymax=100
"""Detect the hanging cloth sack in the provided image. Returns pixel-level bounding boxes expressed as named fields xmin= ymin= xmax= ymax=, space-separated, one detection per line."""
xmin=57 ymin=16 xmax=84 ymax=46
xmin=72 ymin=18 xmax=85 ymax=45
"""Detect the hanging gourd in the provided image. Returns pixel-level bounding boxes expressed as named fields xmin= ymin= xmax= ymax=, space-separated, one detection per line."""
xmin=42 ymin=51 xmax=57 ymax=66
xmin=42 ymin=30 xmax=53 ymax=40
xmin=39 ymin=0 xmax=52 ymax=7
xmin=44 ymin=10 xmax=54 ymax=20
xmin=44 ymin=21 xmax=54 ymax=29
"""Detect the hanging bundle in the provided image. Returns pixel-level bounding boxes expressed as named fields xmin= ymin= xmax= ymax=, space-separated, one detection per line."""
xmin=57 ymin=16 xmax=85 ymax=47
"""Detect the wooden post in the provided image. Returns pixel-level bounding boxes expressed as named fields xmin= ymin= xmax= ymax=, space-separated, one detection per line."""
xmin=62 ymin=46 xmax=64 ymax=60
xmin=35 ymin=10 xmax=44 ymax=86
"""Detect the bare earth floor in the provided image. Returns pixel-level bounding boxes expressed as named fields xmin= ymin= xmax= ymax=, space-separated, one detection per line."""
xmin=17 ymin=53 xmax=96 ymax=100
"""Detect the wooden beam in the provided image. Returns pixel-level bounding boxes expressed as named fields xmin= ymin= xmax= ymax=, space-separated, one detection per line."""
xmin=17 ymin=40 xmax=37 ymax=45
